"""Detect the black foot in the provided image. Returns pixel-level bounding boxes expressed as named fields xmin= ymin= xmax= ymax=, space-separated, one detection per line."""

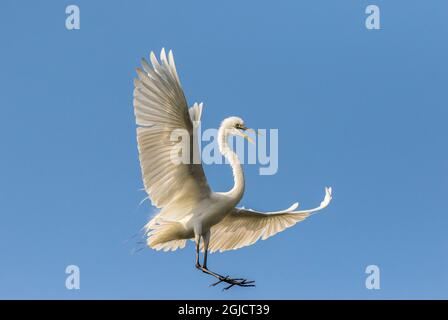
xmin=199 ymin=266 xmax=255 ymax=290
xmin=211 ymin=276 xmax=255 ymax=290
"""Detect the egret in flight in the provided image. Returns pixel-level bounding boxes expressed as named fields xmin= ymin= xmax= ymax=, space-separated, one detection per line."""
xmin=133 ymin=49 xmax=332 ymax=289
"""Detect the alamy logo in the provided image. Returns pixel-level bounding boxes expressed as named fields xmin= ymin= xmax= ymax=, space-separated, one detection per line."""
xmin=365 ymin=5 xmax=381 ymax=30
xmin=365 ymin=265 xmax=380 ymax=290
xmin=169 ymin=126 xmax=279 ymax=176
xmin=65 ymin=5 xmax=80 ymax=30
xmin=65 ymin=265 xmax=80 ymax=290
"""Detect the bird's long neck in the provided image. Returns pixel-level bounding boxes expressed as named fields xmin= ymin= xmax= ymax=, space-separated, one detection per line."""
xmin=218 ymin=127 xmax=245 ymax=204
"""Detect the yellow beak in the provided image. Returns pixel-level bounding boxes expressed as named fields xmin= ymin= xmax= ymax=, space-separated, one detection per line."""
xmin=240 ymin=127 xmax=260 ymax=144
xmin=240 ymin=132 xmax=254 ymax=144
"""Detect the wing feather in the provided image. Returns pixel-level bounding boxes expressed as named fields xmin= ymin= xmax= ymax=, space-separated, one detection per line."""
xmin=133 ymin=49 xmax=211 ymax=219
xmin=208 ymin=187 xmax=332 ymax=252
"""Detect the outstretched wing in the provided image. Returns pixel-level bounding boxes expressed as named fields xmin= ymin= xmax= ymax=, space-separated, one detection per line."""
xmin=133 ymin=48 xmax=210 ymax=213
xmin=208 ymin=187 xmax=332 ymax=253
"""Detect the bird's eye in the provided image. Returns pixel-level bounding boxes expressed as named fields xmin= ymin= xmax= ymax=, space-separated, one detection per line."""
xmin=235 ymin=124 xmax=244 ymax=130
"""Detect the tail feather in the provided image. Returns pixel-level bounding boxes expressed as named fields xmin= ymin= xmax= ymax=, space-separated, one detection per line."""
xmin=146 ymin=220 xmax=187 ymax=252
xmin=152 ymin=239 xmax=187 ymax=252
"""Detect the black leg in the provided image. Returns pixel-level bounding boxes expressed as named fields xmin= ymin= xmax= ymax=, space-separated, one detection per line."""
xmin=194 ymin=232 xmax=255 ymax=290
xmin=203 ymin=231 xmax=209 ymax=269
xmin=195 ymin=235 xmax=201 ymax=269
xmin=203 ymin=249 xmax=208 ymax=270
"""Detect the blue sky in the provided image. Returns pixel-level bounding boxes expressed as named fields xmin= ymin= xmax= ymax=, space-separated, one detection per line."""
xmin=0 ymin=1 xmax=447 ymax=299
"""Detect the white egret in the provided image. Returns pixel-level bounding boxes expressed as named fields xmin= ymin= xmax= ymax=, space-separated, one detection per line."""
xmin=133 ymin=48 xmax=332 ymax=289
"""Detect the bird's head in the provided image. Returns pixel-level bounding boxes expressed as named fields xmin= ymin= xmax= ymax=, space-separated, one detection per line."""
xmin=221 ymin=116 xmax=259 ymax=143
